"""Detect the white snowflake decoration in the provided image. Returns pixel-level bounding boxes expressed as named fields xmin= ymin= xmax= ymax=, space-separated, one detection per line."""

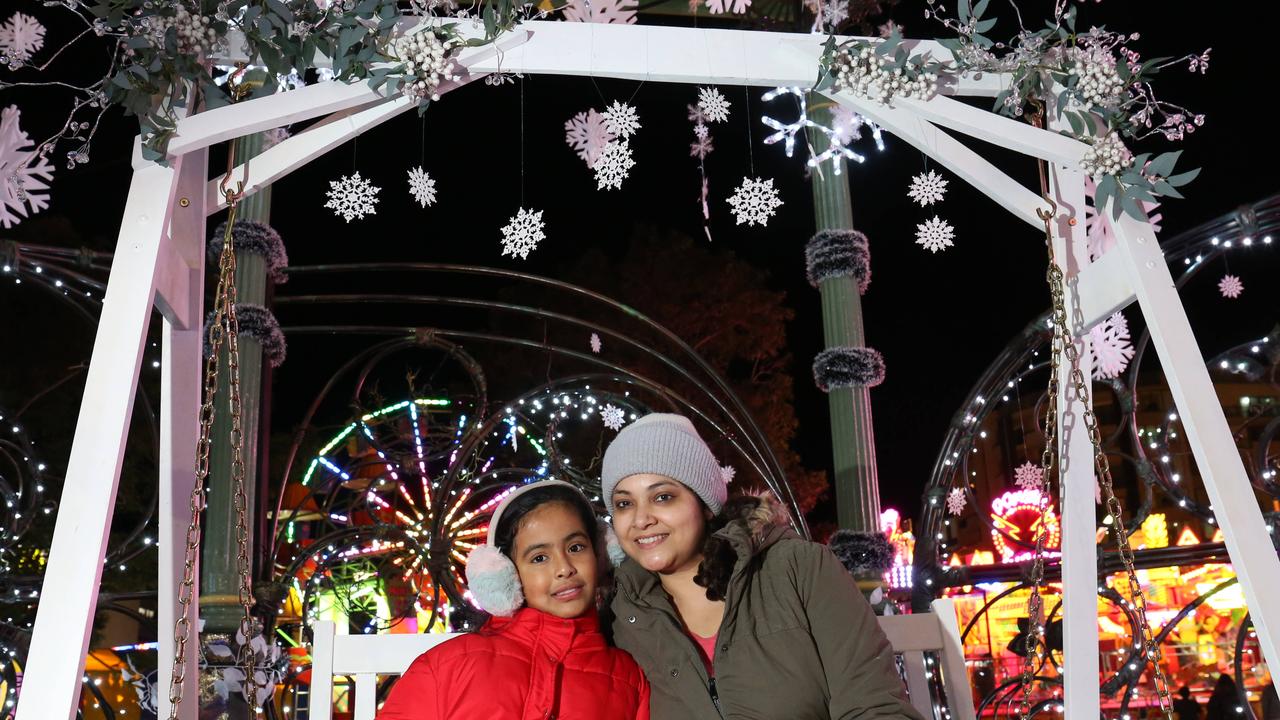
xmin=726 ymin=177 xmax=783 ymax=227
xmin=592 ymin=141 xmax=635 ymax=191
xmin=589 ymin=333 xmax=602 ymax=354
xmin=500 ymin=207 xmax=546 ymax=260
xmin=324 ymin=172 xmax=380 ymax=222
xmin=564 ymin=109 xmax=615 ymax=167
xmin=1088 ymin=311 xmax=1134 ymax=380
xmin=600 ymin=404 xmax=626 ymax=431
xmin=0 ymin=105 xmax=55 ymax=229
xmin=915 ymin=216 xmax=955 ymax=252
xmin=706 ymin=0 xmax=751 ymax=14
xmin=804 ymin=0 xmax=848 ymax=31
xmin=697 ymin=88 xmax=731 ymax=124
xmin=1085 ymin=176 xmax=1162 ymax=261
xmin=407 ymin=166 xmax=437 ymax=208
xmin=562 ymin=0 xmax=637 ymax=24
xmin=601 ymin=101 xmax=641 ymax=140
xmin=1013 ymin=461 xmax=1043 ymax=491
xmin=1219 ymin=274 xmax=1244 ymax=299
xmin=907 ymin=170 xmax=948 ymax=207
xmin=720 ymin=465 xmax=736 ymax=485
xmin=946 ymin=487 xmax=966 ymax=516
xmin=0 ymin=12 xmax=45 ymax=65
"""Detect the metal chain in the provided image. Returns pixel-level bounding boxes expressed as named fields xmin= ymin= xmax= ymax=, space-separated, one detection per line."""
xmin=166 ymin=178 xmax=261 ymax=716
xmin=1017 ymin=198 xmax=1174 ymax=720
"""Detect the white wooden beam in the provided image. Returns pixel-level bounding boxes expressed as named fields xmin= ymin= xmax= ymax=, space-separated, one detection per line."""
xmin=1074 ymin=246 xmax=1136 ymax=330
xmin=17 ymin=156 xmax=181 ymax=720
xmin=166 ymin=31 xmax=526 ymax=159
xmin=1047 ymin=160 xmax=1101 ymax=720
xmin=1109 ymin=204 xmax=1280 ymax=684
xmin=893 ymin=93 xmax=1087 ymax=168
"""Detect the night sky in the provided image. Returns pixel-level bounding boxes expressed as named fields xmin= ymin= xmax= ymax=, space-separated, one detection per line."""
xmin=5 ymin=0 xmax=1276 ymax=522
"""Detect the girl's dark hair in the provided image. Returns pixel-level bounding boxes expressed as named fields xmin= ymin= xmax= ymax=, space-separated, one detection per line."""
xmin=692 ymin=496 xmax=760 ymax=602
xmin=493 ymin=484 xmax=600 ymax=558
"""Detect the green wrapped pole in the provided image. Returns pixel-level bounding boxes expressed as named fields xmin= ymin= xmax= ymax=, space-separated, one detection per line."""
xmin=806 ymin=94 xmax=882 ymax=533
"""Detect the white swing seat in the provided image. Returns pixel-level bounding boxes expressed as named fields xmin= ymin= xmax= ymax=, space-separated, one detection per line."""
xmin=307 ymin=599 xmax=975 ymax=720
xmin=876 ymin=598 xmax=978 ymax=720
xmin=308 ymin=621 xmax=460 ymax=720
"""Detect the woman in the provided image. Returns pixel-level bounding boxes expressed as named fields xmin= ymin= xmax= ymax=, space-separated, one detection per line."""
xmin=603 ymin=413 xmax=921 ymax=719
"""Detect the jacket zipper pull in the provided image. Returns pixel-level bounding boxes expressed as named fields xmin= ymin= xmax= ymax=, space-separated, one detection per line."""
xmin=709 ymin=678 xmax=723 ymax=718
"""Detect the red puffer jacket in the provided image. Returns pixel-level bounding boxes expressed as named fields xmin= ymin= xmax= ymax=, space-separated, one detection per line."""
xmin=378 ymin=607 xmax=649 ymax=720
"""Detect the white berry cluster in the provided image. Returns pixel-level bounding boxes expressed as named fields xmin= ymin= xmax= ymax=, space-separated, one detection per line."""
xmin=1079 ymin=132 xmax=1133 ymax=179
xmin=395 ymin=30 xmax=462 ymax=102
xmin=1072 ymin=50 xmax=1126 ymax=109
xmin=168 ymin=5 xmax=220 ymax=55
xmin=829 ymin=45 xmax=938 ymax=104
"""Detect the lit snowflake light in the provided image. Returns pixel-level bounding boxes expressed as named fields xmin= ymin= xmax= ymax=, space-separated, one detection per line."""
xmin=1013 ymin=461 xmax=1043 ymax=491
xmin=726 ymin=176 xmax=783 ymax=227
xmin=1218 ymin=274 xmax=1243 ymax=299
xmin=720 ymin=465 xmax=736 ymax=485
xmin=324 ymin=172 xmax=380 ymax=222
xmin=1088 ymin=311 xmax=1134 ymax=380
xmin=601 ymin=404 xmax=626 ymax=431
xmin=915 ymin=216 xmax=955 ymax=253
xmin=601 ymin=101 xmax=641 ymax=140
xmin=407 ymin=166 xmax=437 ymax=208
xmin=697 ymin=88 xmax=731 ymax=123
xmin=907 ymin=170 xmax=948 ymax=207
xmin=589 ymin=333 xmax=602 ymax=354
xmin=592 ymin=141 xmax=635 ymax=191
xmin=565 ymin=108 xmax=615 ymax=167
xmin=500 ymin=207 xmax=546 ymax=260
xmin=946 ymin=487 xmax=966 ymax=516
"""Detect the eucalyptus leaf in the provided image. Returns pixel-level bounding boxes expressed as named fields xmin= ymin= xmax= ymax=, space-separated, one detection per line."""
xmin=1145 ymin=150 xmax=1181 ymax=179
xmin=973 ymin=0 xmax=991 ymax=19
xmin=1165 ymin=168 xmax=1201 ymax=186
xmin=974 ymin=18 xmax=997 ymax=33
xmin=1152 ymin=180 xmax=1183 ymax=199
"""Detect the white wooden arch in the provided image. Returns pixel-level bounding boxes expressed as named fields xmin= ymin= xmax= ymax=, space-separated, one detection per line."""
xmin=15 ymin=19 xmax=1280 ymax=720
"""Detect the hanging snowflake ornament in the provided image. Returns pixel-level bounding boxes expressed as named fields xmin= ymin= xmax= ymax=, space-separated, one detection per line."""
xmin=600 ymin=404 xmax=626 ymax=431
xmin=324 ymin=172 xmax=380 ymax=222
xmin=562 ymin=0 xmax=638 ymax=24
xmin=1013 ymin=461 xmax=1044 ymax=491
xmin=915 ymin=216 xmax=955 ymax=252
xmin=601 ymin=101 xmax=642 ymax=140
xmin=706 ymin=0 xmax=751 ymax=14
xmin=406 ymin=166 xmax=437 ymax=208
xmin=697 ymin=88 xmax=731 ymax=123
xmin=1088 ymin=311 xmax=1134 ymax=380
xmin=589 ymin=333 xmax=602 ymax=354
xmin=720 ymin=465 xmax=736 ymax=485
xmin=1218 ymin=274 xmax=1244 ymax=299
xmin=592 ymin=141 xmax=635 ymax=191
xmin=564 ymin=108 xmax=615 ymax=167
xmin=726 ymin=177 xmax=783 ymax=227
xmin=499 ymin=207 xmax=546 ymax=260
xmin=946 ymin=487 xmax=966 ymax=516
xmin=0 ymin=12 xmax=45 ymax=67
xmin=0 ymin=105 xmax=55 ymax=229
xmin=690 ymin=133 xmax=714 ymax=160
xmin=907 ymin=170 xmax=948 ymax=207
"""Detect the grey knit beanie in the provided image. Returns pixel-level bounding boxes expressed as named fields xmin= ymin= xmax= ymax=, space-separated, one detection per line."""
xmin=601 ymin=413 xmax=727 ymax=514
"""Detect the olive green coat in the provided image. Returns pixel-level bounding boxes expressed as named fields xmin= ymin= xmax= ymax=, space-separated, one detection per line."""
xmin=610 ymin=496 xmax=923 ymax=720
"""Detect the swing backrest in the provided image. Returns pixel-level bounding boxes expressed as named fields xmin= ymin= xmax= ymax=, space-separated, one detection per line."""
xmin=309 ymin=620 xmax=460 ymax=720
xmin=876 ymin=598 xmax=978 ymax=720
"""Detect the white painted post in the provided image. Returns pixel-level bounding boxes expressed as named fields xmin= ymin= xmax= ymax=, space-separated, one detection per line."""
xmin=156 ymin=149 xmax=208 ymax=720
xmin=1047 ymin=161 xmax=1101 ymax=720
xmin=1109 ymin=207 xmax=1280 ymax=679
xmin=16 ymin=157 xmax=182 ymax=720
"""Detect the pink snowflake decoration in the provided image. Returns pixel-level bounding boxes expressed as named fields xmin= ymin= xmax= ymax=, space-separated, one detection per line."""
xmin=561 ymin=0 xmax=637 ymax=24
xmin=565 ymin=109 xmax=615 ymax=167
xmin=0 ymin=12 xmax=45 ymax=65
xmin=589 ymin=332 xmax=602 ymax=353
xmin=1219 ymin=274 xmax=1243 ymax=299
xmin=945 ymin=487 xmax=966 ymax=516
xmin=1014 ymin=461 xmax=1043 ymax=491
xmin=720 ymin=465 xmax=736 ymax=485
xmin=690 ymin=133 xmax=714 ymax=159
xmin=706 ymin=0 xmax=750 ymax=14
xmin=1088 ymin=311 xmax=1135 ymax=380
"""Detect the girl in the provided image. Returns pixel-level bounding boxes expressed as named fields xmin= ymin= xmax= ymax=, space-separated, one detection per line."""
xmin=603 ymin=413 xmax=921 ymax=720
xmin=379 ymin=480 xmax=649 ymax=720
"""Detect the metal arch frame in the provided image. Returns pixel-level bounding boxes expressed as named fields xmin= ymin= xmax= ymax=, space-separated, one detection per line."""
xmin=15 ymin=18 xmax=1280 ymax=720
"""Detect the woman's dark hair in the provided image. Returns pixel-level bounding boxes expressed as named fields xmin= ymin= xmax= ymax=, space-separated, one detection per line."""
xmin=493 ymin=484 xmax=600 ymax=559
xmin=692 ymin=495 xmax=761 ymax=602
